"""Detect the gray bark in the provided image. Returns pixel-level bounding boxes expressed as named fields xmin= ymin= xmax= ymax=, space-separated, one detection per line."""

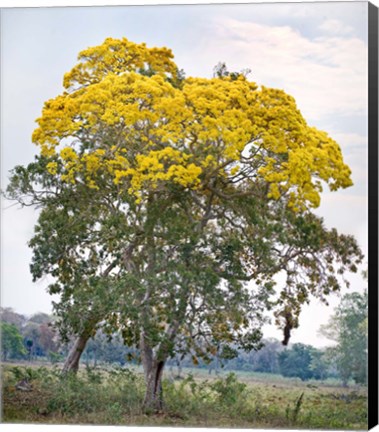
xmin=62 ymin=332 xmax=91 ymax=374
xmin=140 ymin=333 xmax=165 ymax=412
xmin=143 ymin=359 xmax=165 ymax=412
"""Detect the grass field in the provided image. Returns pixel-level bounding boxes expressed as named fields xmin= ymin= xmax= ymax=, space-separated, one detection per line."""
xmin=1 ymin=362 xmax=367 ymax=429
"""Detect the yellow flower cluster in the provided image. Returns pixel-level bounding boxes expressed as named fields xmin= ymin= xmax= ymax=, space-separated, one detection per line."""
xmin=114 ymin=147 xmax=202 ymax=200
xmin=63 ymin=37 xmax=178 ymax=90
xmin=33 ymin=37 xmax=353 ymax=209
xmin=182 ymin=77 xmax=259 ymax=161
xmin=46 ymin=161 xmax=58 ymax=175
xmin=256 ymin=90 xmax=353 ymax=210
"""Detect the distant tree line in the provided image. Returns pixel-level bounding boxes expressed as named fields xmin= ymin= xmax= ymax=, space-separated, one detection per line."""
xmin=0 ymin=308 xmax=132 ymax=366
xmin=1 ymin=310 xmax=58 ymax=361
xmin=0 ymin=289 xmax=367 ymax=386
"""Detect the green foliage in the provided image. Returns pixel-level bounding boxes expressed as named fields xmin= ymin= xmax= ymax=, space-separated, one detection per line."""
xmin=210 ymin=372 xmax=249 ymax=407
xmin=22 ymin=319 xmax=58 ymax=358
xmin=285 ymin=392 xmax=304 ymax=424
xmin=45 ymin=372 xmax=105 ymax=416
xmin=83 ymin=331 xmax=130 ymax=366
xmin=0 ymin=307 xmax=26 ymax=329
xmin=1 ymin=322 xmax=27 ymax=360
xmin=2 ymin=365 xmax=367 ymax=429
xmin=163 ymin=374 xmax=214 ymax=418
xmin=309 ymin=349 xmax=330 ymax=380
xmin=5 ymin=37 xmax=364 ymax=407
xmin=278 ymin=343 xmax=316 ymax=381
xmin=237 ymin=338 xmax=283 ymax=373
xmin=163 ymin=372 xmax=255 ymax=421
xmin=320 ymin=290 xmax=367 ymax=385
xmin=49 ymin=351 xmax=64 ymax=364
xmin=275 ymin=342 xmax=335 ymax=382
xmin=8 ymin=365 xmax=49 ymax=383
xmin=40 ymin=367 xmax=143 ymax=418
xmin=1 ymin=309 xmax=67 ymax=363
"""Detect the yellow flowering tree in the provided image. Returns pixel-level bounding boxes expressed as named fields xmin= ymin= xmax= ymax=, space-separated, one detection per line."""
xmin=6 ymin=38 xmax=363 ymax=410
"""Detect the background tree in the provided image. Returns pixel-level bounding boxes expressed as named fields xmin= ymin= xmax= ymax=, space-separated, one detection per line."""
xmin=250 ymin=338 xmax=284 ymax=374
xmin=0 ymin=307 xmax=26 ymax=330
xmin=319 ymin=290 xmax=368 ymax=386
xmin=83 ymin=330 xmax=129 ymax=366
xmin=20 ymin=314 xmax=58 ymax=359
xmin=278 ymin=343 xmax=315 ymax=381
xmin=214 ymin=338 xmax=283 ymax=373
xmin=38 ymin=322 xmax=59 ymax=356
xmin=22 ymin=321 xmax=43 ymax=358
xmin=309 ymin=349 xmax=331 ymax=381
xmin=5 ymin=37 xmax=363 ymax=411
xmin=28 ymin=312 xmax=51 ymax=325
xmin=1 ymin=322 xmax=27 ymax=361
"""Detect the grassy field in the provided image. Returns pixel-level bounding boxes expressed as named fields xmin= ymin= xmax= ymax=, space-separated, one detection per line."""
xmin=1 ymin=362 xmax=367 ymax=429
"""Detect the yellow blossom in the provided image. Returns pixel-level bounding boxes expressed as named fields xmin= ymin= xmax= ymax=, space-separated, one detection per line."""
xmin=32 ymin=37 xmax=353 ymax=208
xmin=46 ymin=161 xmax=58 ymax=175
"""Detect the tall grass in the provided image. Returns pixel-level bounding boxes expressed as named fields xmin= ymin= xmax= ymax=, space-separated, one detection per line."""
xmin=1 ymin=364 xmax=367 ymax=429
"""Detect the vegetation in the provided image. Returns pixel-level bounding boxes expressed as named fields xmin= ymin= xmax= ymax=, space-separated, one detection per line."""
xmin=1 ymin=309 xmax=58 ymax=361
xmin=320 ymin=290 xmax=368 ymax=385
xmin=1 ymin=364 xmax=367 ymax=429
xmin=1 ymin=292 xmax=368 ymax=428
xmin=0 ymin=322 xmax=26 ymax=361
xmin=278 ymin=343 xmax=326 ymax=381
xmin=5 ymin=37 xmax=363 ymax=407
xmin=0 ymin=305 xmax=364 ymax=386
xmin=3 ymin=36 xmax=365 ymax=417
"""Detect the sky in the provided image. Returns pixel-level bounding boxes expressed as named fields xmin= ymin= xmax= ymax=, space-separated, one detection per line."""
xmin=0 ymin=0 xmax=371 ymax=350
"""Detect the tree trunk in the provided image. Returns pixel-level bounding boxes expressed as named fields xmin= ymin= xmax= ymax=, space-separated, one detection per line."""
xmin=62 ymin=332 xmax=91 ymax=374
xmin=143 ymin=360 xmax=165 ymax=412
xmin=177 ymin=361 xmax=182 ymax=379
xmin=140 ymin=334 xmax=166 ymax=412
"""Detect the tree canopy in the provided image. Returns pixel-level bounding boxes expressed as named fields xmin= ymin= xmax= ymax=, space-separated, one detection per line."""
xmin=278 ymin=343 xmax=327 ymax=381
xmin=320 ymin=289 xmax=367 ymax=385
xmin=6 ymin=37 xmax=363 ymax=409
xmin=1 ymin=322 xmax=27 ymax=361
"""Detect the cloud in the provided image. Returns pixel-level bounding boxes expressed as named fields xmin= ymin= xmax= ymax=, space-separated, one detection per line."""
xmin=330 ymin=132 xmax=368 ymax=149
xmin=193 ymin=18 xmax=367 ymax=123
xmin=315 ymin=193 xmax=368 ymax=253
xmin=319 ymin=19 xmax=355 ymax=36
xmin=326 ymin=131 xmax=368 ymax=189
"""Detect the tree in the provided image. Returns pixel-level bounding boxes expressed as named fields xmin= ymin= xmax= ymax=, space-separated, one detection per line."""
xmin=250 ymin=338 xmax=284 ymax=374
xmin=319 ymin=290 xmax=367 ymax=385
xmin=21 ymin=314 xmax=59 ymax=359
xmin=22 ymin=322 xmax=44 ymax=358
xmin=28 ymin=312 xmax=51 ymax=325
xmin=1 ymin=322 xmax=27 ymax=361
xmin=28 ymin=196 xmax=124 ymax=373
xmin=278 ymin=343 xmax=316 ymax=381
xmin=83 ymin=330 xmax=129 ymax=366
xmin=1 ymin=307 xmax=26 ymax=330
xmin=309 ymin=349 xmax=331 ymax=380
xmin=38 ymin=322 xmax=59 ymax=355
xmin=219 ymin=338 xmax=283 ymax=373
xmin=6 ymin=37 xmax=363 ymax=410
